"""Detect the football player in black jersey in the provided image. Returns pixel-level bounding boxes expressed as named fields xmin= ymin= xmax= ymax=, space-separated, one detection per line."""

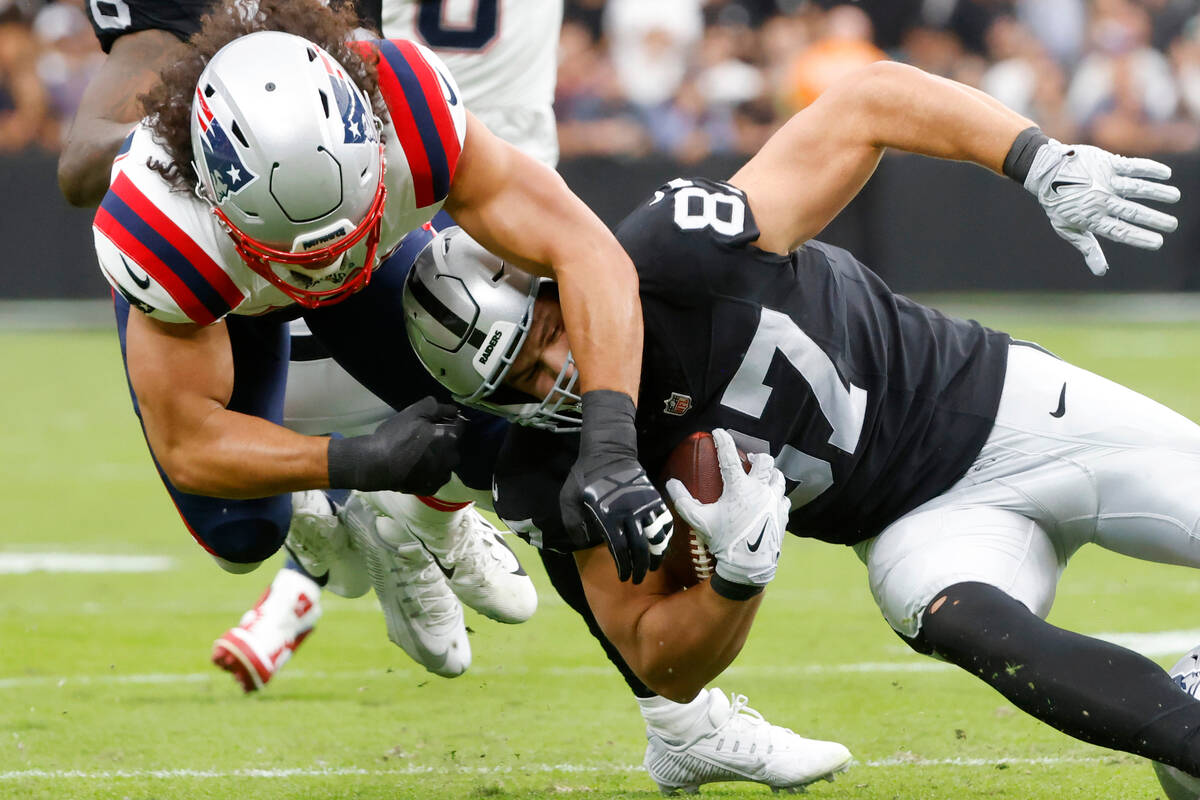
xmin=401 ymin=59 xmax=1200 ymax=784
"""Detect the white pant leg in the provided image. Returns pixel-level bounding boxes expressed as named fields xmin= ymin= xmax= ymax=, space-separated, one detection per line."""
xmin=860 ymin=505 xmax=1060 ymax=638
xmin=969 ymin=344 xmax=1200 ymax=566
xmin=860 ymin=342 xmax=1200 ymax=638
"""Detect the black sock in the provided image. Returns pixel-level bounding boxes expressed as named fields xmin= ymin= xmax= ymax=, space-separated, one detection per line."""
xmin=917 ymin=581 xmax=1200 ymax=773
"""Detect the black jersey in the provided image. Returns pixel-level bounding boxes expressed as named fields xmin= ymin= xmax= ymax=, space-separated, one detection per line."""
xmin=86 ymin=0 xmax=384 ymax=53
xmin=495 ymin=177 xmax=1010 ymax=550
xmin=86 ymin=0 xmax=215 ymax=53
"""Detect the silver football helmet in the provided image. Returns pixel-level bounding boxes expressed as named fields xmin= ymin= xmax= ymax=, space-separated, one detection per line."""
xmin=402 ymin=227 xmax=582 ymax=431
xmin=191 ymin=30 xmax=386 ymax=308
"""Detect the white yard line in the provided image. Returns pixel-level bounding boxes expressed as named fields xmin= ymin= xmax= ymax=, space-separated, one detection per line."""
xmin=3 ymin=628 xmax=1197 ymax=689
xmin=0 ymin=662 xmax=956 ymax=690
xmin=0 ymin=756 xmax=1122 ymax=781
xmin=0 ymin=553 xmax=173 ymax=574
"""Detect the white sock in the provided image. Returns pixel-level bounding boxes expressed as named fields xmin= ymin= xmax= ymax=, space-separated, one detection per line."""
xmin=637 ymin=690 xmax=712 ymax=742
xmin=374 ymin=492 xmax=470 ymax=528
xmin=274 ymin=564 xmax=321 ymax=596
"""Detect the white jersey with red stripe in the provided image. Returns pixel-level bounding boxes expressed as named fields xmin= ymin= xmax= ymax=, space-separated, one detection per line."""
xmin=93 ymin=39 xmax=466 ymax=326
xmin=381 ymin=0 xmax=560 ymax=165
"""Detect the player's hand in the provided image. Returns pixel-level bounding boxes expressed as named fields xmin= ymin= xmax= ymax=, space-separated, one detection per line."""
xmin=327 ymin=396 xmax=465 ymax=494
xmin=559 ymin=390 xmax=673 ymax=584
xmin=1024 ymin=139 xmax=1180 ymax=276
xmin=665 ymin=429 xmax=788 ymax=592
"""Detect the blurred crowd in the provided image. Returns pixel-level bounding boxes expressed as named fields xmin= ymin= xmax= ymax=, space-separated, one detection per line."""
xmin=3 ymin=0 xmax=1200 ymax=159
xmin=560 ymin=0 xmax=1200 ymax=160
xmin=0 ymin=0 xmax=98 ymax=153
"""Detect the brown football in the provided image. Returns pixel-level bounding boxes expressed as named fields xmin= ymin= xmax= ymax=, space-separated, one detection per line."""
xmin=657 ymin=431 xmax=750 ymax=588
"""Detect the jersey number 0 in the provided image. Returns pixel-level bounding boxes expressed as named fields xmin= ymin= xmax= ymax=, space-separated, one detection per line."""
xmin=418 ymin=0 xmax=498 ymax=50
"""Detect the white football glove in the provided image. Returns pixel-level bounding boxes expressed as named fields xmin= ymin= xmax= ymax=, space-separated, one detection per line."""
xmin=1024 ymin=139 xmax=1180 ymax=276
xmin=664 ymin=429 xmax=789 ymax=590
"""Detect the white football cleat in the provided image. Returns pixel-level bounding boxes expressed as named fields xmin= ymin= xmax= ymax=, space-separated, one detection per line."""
xmin=363 ymin=492 xmax=537 ymax=624
xmin=285 ymin=490 xmax=347 ymax=576
xmin=1152 ymin=645 xmax=1200 ymax=800
xmin=342 ymin=492 xmax=470 ymax=678
xmin=212 ymin=568 xmax=322 ymax=692
xmin=644 ymin=689 xmax=852 ymax=795
xmin=286 ymin=490 xmax=370 ymax=598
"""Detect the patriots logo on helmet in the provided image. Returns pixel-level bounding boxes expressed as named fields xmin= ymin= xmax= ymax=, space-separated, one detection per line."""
xmin=321 ymin=54 xmax=373 ymax=145
xmin=195 ymin=88 xmax=257 ymax=202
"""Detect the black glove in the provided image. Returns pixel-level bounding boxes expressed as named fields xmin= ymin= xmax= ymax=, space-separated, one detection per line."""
xmin=559 ymin=390 xmax=673 ymax=584
xmin=327 ymin=396 xmax=465 ymax=495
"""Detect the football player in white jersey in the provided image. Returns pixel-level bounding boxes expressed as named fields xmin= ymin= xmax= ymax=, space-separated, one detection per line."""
xmin=78 ymin=0 xmax=848 ymax=790
xmin=211 ymin=1 xmax=852 ymax=792
xmin=212 ymin=0 xmax=567 ymax=693
xmin=67 ymin=0 xmax=535 ymax=684
xmin=95 ymin=0 xmax=671 ymax=683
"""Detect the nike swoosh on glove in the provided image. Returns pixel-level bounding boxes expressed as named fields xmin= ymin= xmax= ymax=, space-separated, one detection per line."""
xmin=665 ymin=429 xmax=788 ymax=589
xmin=1025 ymin=139 xmax=1180 ymax=276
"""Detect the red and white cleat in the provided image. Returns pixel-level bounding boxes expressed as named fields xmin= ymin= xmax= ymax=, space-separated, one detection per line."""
xmin=211 ymin=568 xmax=323 ymax=692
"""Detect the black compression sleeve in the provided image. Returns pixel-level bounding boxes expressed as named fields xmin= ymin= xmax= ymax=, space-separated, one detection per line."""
xmin=710 ymin=573 xmax=764 ymax=601
xmin=917 ymin=581 xmax=1200 ymax=775
xmin=1002 ymin=126 xmax=1050 ymax=184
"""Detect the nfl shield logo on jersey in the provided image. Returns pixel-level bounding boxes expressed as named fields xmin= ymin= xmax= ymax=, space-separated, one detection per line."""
xmin=664 ymin=392 xmax=693 ymax=416
xmin=194 ymin=88 xmax=257 ymax=202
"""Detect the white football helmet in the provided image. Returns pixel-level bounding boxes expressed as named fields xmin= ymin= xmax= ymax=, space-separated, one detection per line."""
xmin=191 ymin=30 xmax=386 ymax=308
xmin=402 ymin=227 xmax=582 ymax=431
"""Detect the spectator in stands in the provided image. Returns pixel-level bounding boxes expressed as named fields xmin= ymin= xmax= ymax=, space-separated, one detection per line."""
xmin=758 ymin=11 xmax=813 ymax=103
xmin=981 ymin=14 xmax=1080 ymax=141
xmin=1015 ymin=0 xmax=1087 ymax=66
xmin=602 ymin=0 xmax=704 ymax=133
xmin=554 ymin=18 xmax=651 ymax=158
xmin=1068 ymin=0 xmax=1197 ymax=154
xmin=1170 ymin=14 xmax=1200 ymax=120
xmin=782 ymin=5 xmax=888 ymax=111
xmin=0 ymin=0 xmax=49 ymax=152
xmin=32 ymin=0 xmax=102 ymax=149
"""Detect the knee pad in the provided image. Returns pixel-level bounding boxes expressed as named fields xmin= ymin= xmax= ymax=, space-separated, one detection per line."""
xmin=202 ymin=517 xmax=288 ymax=566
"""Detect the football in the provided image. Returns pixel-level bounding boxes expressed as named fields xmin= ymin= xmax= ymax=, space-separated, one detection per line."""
xmin=1153 ymin=646 xmax=1200 ymax=800
xmin=656 ymin=431 xmax=750 ymax=588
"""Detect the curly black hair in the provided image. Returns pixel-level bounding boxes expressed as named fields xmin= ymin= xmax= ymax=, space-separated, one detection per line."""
xmin=141 ymin=0 xmax=388 ymax=191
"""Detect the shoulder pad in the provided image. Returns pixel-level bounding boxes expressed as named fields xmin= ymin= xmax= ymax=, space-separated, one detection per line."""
xmin=93 ymin=129 xmax=246 ymax=326
xmin=368 ymin=38 xmax=467 ymax=209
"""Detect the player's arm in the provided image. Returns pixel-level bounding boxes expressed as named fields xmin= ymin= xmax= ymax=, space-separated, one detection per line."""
xmin=447 ymin=113 xmax=673 ymax=585
xmin=576 ymin=545 xmax=762 ymax=703
xmin=575 ymin=430 xmax=789 ymax=701
xmin=445 ymin=113 xmax=642 ymax=400
xmin=125 ymin=309 xmax=334 ymax=497
xmin=58 ymin=29 xmax=187 ymax=207
xmin=124 ymin=309 xmax=460 ymax=498
xmin=733 ymin=60 xmax=1179 ymax=274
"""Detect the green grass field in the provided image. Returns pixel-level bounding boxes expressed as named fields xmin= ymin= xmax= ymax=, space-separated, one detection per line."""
xmin=3 ymin=298 xmax=1200 ymax=800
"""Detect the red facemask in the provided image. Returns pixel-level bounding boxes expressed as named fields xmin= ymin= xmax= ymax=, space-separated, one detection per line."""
xmin=209 ymin=148 xmax=388 ymax=309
